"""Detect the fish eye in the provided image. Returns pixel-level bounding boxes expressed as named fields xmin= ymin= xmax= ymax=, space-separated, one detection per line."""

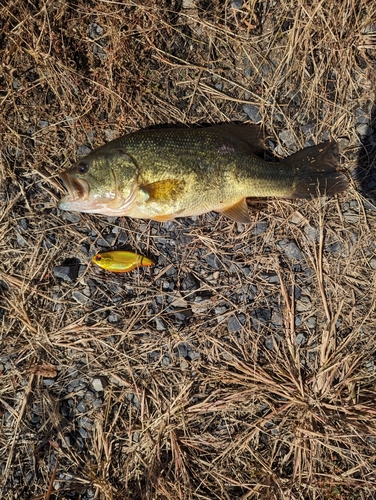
xmin=77 ymin=162 xmax=89 ymax=174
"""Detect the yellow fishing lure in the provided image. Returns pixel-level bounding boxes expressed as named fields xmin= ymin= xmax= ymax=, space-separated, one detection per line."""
xmin=92 ymin=250 xmax=154 ymax=273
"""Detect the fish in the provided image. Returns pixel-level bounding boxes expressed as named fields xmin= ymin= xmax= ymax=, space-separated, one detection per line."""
xmin=92 ymin=250 xmax=154 ymax=273
xmin=58 ymin=124 xmax=348 ymax=224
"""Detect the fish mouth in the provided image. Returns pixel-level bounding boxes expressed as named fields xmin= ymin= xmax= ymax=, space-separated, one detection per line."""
xmin=60 ymin=173 xmax=89 ymax=202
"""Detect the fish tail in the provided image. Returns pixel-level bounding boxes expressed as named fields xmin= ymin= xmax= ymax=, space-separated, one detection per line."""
xmin=283 ymin=141 xmax=348 ymax=198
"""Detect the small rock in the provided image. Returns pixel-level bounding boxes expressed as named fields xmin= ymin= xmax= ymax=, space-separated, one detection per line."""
xmin=252 ymin=222 xmax=268 ymax=235
xmin=104 ymin=129 xmax=116 ymax=142
xmin=181 ymin=273 xmax=200 ymax=292
xmin=79 ymin=427 xmax=89 ymax=439
xmin=355 ymin=108 xmax=369 ymax=124
xmin=161 ymin=355 xmax=170 ymax=367
xmin=77 ymin=145 xmax=91 ymax=156
xmin=62 ymin=212 xmax=81 ymax=223
xmin=174 ymin=308 xmax=192 ymax=325
xmin=304 ymin=225 xmax=319 ymax=242
xmin=278 ymin=239 xmax=304 ymax=261
xmin=72 ymin=290 xmax=90 ymax=304
xmin=88 ymin=23 xmax=103 ymax=39
xmin=155 ymin=317 xmax=167 ymax=331
xmin=296 ymin=295 xmax=312 ymax=312
xmin=243 ymin=104 xmax=262 ymax=123
xmin=264 ymin=335 xmax=276 ymax=351
xmin=356 ymin=124 xmax=373 ymax=137
xmin=77 ymin=401 xmax=87 ymax=413
xmin=326 ymin=241 xmax=343 ymax=255
xmin=108 ymin=313 xmax=119 ymax=323
xmin=176 ymin=343 xmax=188 ymax=358
xmin=19 ymin=218 xmax=28 ymax=230
xmin=302 ymin=123 xmax=316 ymax=138
xmin=53 ymin=263 xmax=79 ymax=281
xmin=228 ymin=316 xmax=242 ymax=332
xmin=279 ymin=129 xmax=296 ymax=150
xmin=295 ymin=333 xmax=306 ymax=345
xmin=92 ymin=376 xmax=107 ymax=392
xmin=206 ymin=253 xmax=221 ymax=269
xmin=231 ymin=0 xmax=243 ymax=8
xmin=16 ymin=231 xmax=27 ymax=247
xmin=306 ymin=316 xmax=316 ymax=329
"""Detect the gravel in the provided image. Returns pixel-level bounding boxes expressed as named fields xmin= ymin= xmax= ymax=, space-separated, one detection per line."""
xmin=277 ymin=239 xmax=304 ymax=261
xmin=243 ymin=104 xmax=262 ymax=123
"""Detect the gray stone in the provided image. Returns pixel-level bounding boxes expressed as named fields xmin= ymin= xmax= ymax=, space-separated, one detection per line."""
xmin=19 ymin=218 xmax=28 ymax=230
xmin=295 ymin=333 xmax=306 ymax=345
xmin=77 ymin=145 xmax=91 ymax=156
xmin=181 ymin=273 xmax=200 ymax=291
xmin=72 ymin=290 xmax=90 ymax=304
xmin=279 ymin=129 xmax=296 ymax=149
xmin=252 ymin=222 xmax=268 ymax=235
xmin=304 ymin=225 xmax=319 ymax=242
xmin=92 ymin=376 xmax=107 ymax=392
xmin=108 ymin=313 xmax=119 ymax=323
xmin=62 ymin=211 xmax=81 ymax=223
xmin=296 ymin=295 xmax=312 ymax=312
xmin=206 ymin=253 xmax=221 ymax=269
xmin=264 ymin=335 xmax=276 ymax=351
xmin=243 ymin=104 xmax=262 ymax=123
xmin=53 ymin=265 xmax=79 ymax=281
xmin=161 ymin=355 xmax=170 ymax=367
xmin=16 ymin=231 xmax=27 ymax=247
xmin=278 ymin=239 xmax=304 ymax=261
xmin=301 ymin=123 xmax=316 ymax=138
xmin=76 ymin=401 xmax=86 ymax=413
xmin=155 ymin=317 xmax=167 ymax=331
xmin=88 ymin=23 xmax=104 ymax=39
xmin=326 ymin=241 xmax=343 ymax=255
xmin=228 ymin=316 xmax=242 ymax=332
xmin=176 ymin=343 xmax=188 ymax=358
xmin=231 ymin=0 xmax=243 ymax=8
xmin=306 ymin=316 xmax=316 ymax=329
xmin=356 ymin=124 xmax=373 ymax=137
xmin=79 ymin=427 xmax=89 ymax=439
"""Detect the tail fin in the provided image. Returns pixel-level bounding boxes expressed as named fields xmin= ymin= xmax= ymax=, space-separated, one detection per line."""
xmin=284 ymin=141 xmax=348 ymax=198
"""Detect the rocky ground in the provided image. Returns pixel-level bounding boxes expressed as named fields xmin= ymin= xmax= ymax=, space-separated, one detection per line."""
xmin=1 ymin=1 xmax=376 ymax=499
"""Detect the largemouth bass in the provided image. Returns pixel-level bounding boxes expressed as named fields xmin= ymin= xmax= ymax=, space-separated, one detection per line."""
xmin=58 ymin=124 xmax=348 ymax=224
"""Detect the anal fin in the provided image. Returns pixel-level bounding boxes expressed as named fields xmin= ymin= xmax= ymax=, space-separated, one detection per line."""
xmin=219 ymin=199 xmax=251 ymax=224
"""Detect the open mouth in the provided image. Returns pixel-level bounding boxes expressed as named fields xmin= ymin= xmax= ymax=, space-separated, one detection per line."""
xmin=60 ymin=173 xmax=89 ymax=201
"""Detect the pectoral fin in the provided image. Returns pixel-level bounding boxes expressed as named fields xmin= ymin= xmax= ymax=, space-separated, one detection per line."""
xmin=219 ymin=199 xmax=251 ymax=224
xmin=140 ymin=179 xmax=186 ymax=203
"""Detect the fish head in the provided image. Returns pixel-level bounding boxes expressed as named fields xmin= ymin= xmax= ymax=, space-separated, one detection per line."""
xmin=58 ymin=149 xmax=139 ymax=215
xmin=92 ymin=253 xmax=113 ymax=270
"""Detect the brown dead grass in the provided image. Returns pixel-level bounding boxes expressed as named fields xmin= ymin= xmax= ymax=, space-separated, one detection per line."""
xmin=1 ymin=0 xmax=376 ymax=499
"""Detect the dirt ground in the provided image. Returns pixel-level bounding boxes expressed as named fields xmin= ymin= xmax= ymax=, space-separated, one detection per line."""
xmin=1 ymin=0 xmax=376 ymax=499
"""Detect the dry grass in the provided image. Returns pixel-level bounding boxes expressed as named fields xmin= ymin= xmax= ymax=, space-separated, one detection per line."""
xmin=1 ymin=0 xmax=376 ymax=499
